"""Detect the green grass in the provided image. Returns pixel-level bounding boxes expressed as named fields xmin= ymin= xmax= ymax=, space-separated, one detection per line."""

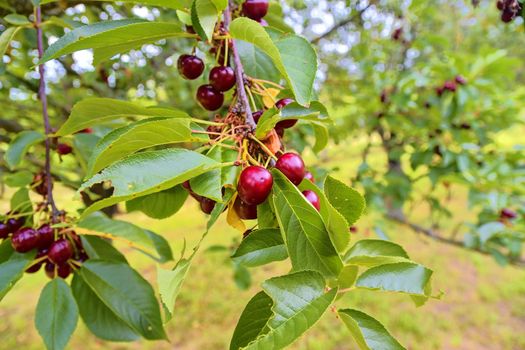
xmin=1 ymin=142 xmax=524 ymax=350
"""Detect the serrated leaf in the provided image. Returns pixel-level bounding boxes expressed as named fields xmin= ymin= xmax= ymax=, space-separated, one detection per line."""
xmin=40 ymin=19 xmax=193 ymax=64
xmin=0 ymin=239 xmax=34 ymax=301
xmin=126 ymin=185 xmax=188 ymax=219
xmin=5 ymin=131 xmax=44 ymax=169
xmin=35 ymin=279 xmax=79 ymax=350
xmin=272 ymin=170 xmax=343 ymax=278
xmin=191 ymin=0 xmax=218 ymax=42
xmin=77 ymin=260 xmax=167 ymax=340
xmin=86 ymin=117 xmax=194 ymax=176
xmin=78 ymin=148 xmax=226 ymax=218
xmin=338 ymin=309 xmax=405 ymax=350
xmin=230 ymin=291 xmax=273 ymax=350
xmin=232 ymin=229 xmax=287 ymax=267
xmin=57 ymin=98 xmax=189 ymax=136
xmin=77 ymin=212 xmax=172 ymax=262
xmin=0 ymin=26 xmax=21 ymax=57
xmin=324 ymin=176 xmax=365 ymax=226
xmin=344 ymin=240 xmax=411 ymax=267
xmin=233 ymin=270 xmax=337 ymax=350
xmin=230 ymin=18 xmax=317 ymax=105
xmin=157 ymin=258 xmax=191 ymax=321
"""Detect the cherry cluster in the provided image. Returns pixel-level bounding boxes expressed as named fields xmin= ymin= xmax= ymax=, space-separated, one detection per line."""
xmin=435 ymin=75 xmax=467 ymax=97
xmin=496 ymin=0 xmax=523 ymax=23
xmin=0 ymin=214 xmax=88 ymax=279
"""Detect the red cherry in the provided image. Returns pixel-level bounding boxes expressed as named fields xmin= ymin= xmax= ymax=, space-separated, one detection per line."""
xmin=234 ymin=198 xmax=258 ymax=220
xmin=45 ymin=261 xmax=71 ymax=279
xmin=7 ymin=217 xmax=24 ymax=233
xmin=32 ymin=173 xmax=50 ymax=196
xmin=349 ymin=226 xmax=358 ymax=233
xmin=182 ymin=180 xmax=192 ymax=191
xmin=177 ymin=54 xmax=205 ymax=80
xmin=36 ymin=224 xmax=54 ymax=249
xmin=209 ymin=66 xmax=236 ymax=92
xmin=275 ymin=153 xmax=305 ymax=185
xmin=57 ymin=143 xmax=73 ymax=155
xmin=302 ymin=190 xmax=321 ymax=211
xmin=237 ymin=166 xmax=273 ymax=205
xmin=78 ymin=128 xmax=93 ymax=134
xmin=275 ymin=126 xmax=285 ymax=138
xmin=253 ymin=110 xmax=263 ymax=123
xmin=443 ymin=81 xmax=457 ymax=92
xmin=26 ymin=249 xmax=48 ymax=273
xmin=242 ymin=0 xmax=269 ymax=21
xmin=304 ymin=171 xmax=315 ymax=182
xmin=11 ymin=227 xmax=39 ymax=253
xmin=0 ymin=222 xmax=9 ymax=239
xmin=500 ymin=208 xmax=517 ymax=219
xmin=455 ymin=75 xmax=467 ymax=85
xmin=197 ymin=85 xmax=224 ymax=111
xmin=200 ymin=198 xmax=216 ymax=215
xmin=48 ymin=238 xmax=73 ymax=265
xmin=275 ymin=98 xmax=297 ymax=129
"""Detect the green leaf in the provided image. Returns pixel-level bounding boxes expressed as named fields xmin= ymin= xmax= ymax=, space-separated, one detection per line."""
xmin=257 ymin=199 xmax=278 ymax=229
xmin=338 ymin=309 xmax=405 ymax=350
xmin=255 ymin=101 xmax=330 ymax=139
xmin=57 ymin=98 xmax=189 ymax=136
xmin=157 ymin=258 xmax=191 ymax=321
xmin=126 ymin=185 xmax=188 ymax=219
xmin=324 ymin=176 xmax=366 ymax=226
xmin=230 ymin=291 xmax=273 ymax=350
xmin=72 ymin=274 xmax=139 ymax=342
xmin=231 ymin=229 xmax=287 ymax=267
xmin=265 ymin=3 xmax=294 ymax=32
xmin=3 ymin=170 xmax=34 ymax=188
xmin=237 ymin=40 xmax=280 ymax=82
xmin=41 ymin=0 xmax=191 ymax=9
xmin=232 ymin=270 xmax=337 ymax=349
xmin=77 ymin=260 xmax=167 ymax=340
xmin=230 ymin=18 xmax=317 ymax=105
xmin=79 ymin=148 xmax=225 ymax=218
xmin=0 ymin=26 xmax=21 ymax=57
xmin=35 ymin=279 xmax=79 ymax=350
xmin=4 ymin=14 xmax=30 ymax=26
xmin=312 ymin=123 xmax=329 ymax=153
xmin=272 ymin=170 xmax=343 ymax=278
xmin=86 ymin=117 xmax=194 ymax=176
xmin=5 ymin=131 xmax=44 ymax=169
xmin=0 ymin=239 xmax=34 ymax=301
xmin=356 ymin=262 xmax=433 ymax=297
xmin=40 ymin=19 xmax=193 ymax=64
xmin=10 ymin=188 xmax=32 ymax=225
xmin=233 ymin=263 xmax=252 ymax=290
xmin=344 ymin=240 xmax=411 ymax=267
xmin=77 ymin=212 xmax=172 ymax=262
xmin=80 ymin=235 xmax=127 ymax=263
xmin=191 ymin=0 xmax=219 ymax=42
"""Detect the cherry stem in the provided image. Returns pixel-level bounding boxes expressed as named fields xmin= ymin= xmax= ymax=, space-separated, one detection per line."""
xmin=223 ymin=1 xmax=256 ymax=130
xmin=26 ymin=256 xmax=48 ymax=269
xmin=35 ymin=6 xmax=59 ymax=221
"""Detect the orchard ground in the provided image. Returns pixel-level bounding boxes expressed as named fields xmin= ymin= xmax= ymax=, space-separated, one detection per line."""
xmin=1 ymin=134 xmax=524 ymax=350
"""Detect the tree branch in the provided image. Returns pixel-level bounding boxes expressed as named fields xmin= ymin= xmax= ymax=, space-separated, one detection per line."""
xmin=35 ymin=5 xmax=59 ymax=220
xmin=310 ymin=4 xmax=371 ymax=44
xmin=223 ymin=1 xmax=256 ymax=129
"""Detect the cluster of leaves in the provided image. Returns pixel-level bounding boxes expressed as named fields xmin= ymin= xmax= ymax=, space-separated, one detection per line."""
xmin=0 ymin=1 xmax=440 ymax=349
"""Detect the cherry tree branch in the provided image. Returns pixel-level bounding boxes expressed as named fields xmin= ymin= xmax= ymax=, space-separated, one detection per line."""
xmin=35 ymin=6 xmax=59 ymax=220
xmin=310 ymin=4 xmax=372 ymax=44
xmin=223 ymin=1 xmax=256 ymax=129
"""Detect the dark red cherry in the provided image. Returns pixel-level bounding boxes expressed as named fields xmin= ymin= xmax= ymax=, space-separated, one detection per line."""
xmin=26 ymin=249 xmax=48 ymax=273
xmin=45 ymin=261 xmax=71 ymax=279
xmin=32 ymin=173 xmax=49 ymax=196
xmin=0 ymin=222 xmax=9 ymax=239
xmin=497 ymin=0 xmax=505 ymax=10
xmin=48 ymin=238 xmax=73 ymax=265
xmin=177 ymin=54 xmax=205 ymax=80
xmin=275 ymin=126 xmax=285 ymax=138
xmin=200 ymin=198 xmax=216 ymax=215
xmin=197 ymin=85 xmax=224 ymax=111
xmin=253 ymin=110 xmax=264 ymax=123
xmin=443 ymin=81 xmax=457 ymax=92
xmin=275 ymin=98 xmax=297 ymax=129
xmin=36 ymin=224 xmax=54 ymax=249
xmin=209 ymin=66 xmax=236 ymax=92
xmin=234 ymin=198 xmax=258 ymax=220
xmin=349 ymin=226 xmax=358 ymax=233
xmin=455 ymin=75 xmax=467 ymax=85
xmin=275 ymin=153 xmax=306 ymax=186
xmin=11 ymin=227 xmax=39 ymax=253
xmin=237 ymin=166 xmax=273 ymax=205
xmin=304 ymin=171 xmax=315 ymax=182
xmin=182 ymin=180 xmax=192 ymax=191
xmin=501 ymin=9 xmax=515 ymax=22
xmin=7 ymin=217 xmax=24 ymax=233
xmin=242 ymin=0 xmax=269 ymax=21
xmin=57 ymin=143 xmax=73 ymax=155
xmin=500 ymin=208 xmax=517 ymax=219
xmin=302 ymin=190 xmax=321 ymax=211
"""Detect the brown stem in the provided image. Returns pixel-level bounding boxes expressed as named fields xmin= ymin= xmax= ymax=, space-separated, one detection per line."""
xmin=223 ymin=1 xmax=256 ymax=130
xmin=35 ymin=6 xmax=59 ymax=220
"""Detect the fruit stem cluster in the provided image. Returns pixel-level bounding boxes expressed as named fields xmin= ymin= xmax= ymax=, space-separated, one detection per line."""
xmin=35 ymin=6 xmax=59 ymax=220
xmin=223 ymin=0 xmax=257 ymax=130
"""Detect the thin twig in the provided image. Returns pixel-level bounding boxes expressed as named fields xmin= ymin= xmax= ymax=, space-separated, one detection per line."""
xmin=223 ymin=1 xmax=256 ymax=129
xmin=310 ymin=4 xmax=371 ymax=44
xmin=35 ymin=6 xmax=59 ymax=220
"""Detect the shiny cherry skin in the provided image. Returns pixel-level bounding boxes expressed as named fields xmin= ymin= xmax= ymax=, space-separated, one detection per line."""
xmin=275 ymin=98 xmax=297 ymax=129
xmin=0 ymin=222 xmax=9 ymax=239
xmin=48 ymin=238 xmax=73 ymax=265
xmin=11 ymin=227 xmax=39 ymax=253
xmin=200 ymin=198 xmax=216 ymax=215
xmin=237 ymin=166 xmax=273 ymax=205
xmin=197 ymin=85 xmax=224 ymax=111
xmin=26 ymin=249 xmax=48 ymax=273
xmin=7 ymin=217 xmax=24 ymax=234
xmin=500 ymin=208 xmax=517 ymax=219
xmin=36 ymin=224 xmax=54 ymax=249
xmin=304 ymin=171 xmax=315 ymax=182
xmin=302 ymin=190 xmax=321 ymax=211
xmin=209 ymin=66 xmax=236 ymax=92
xmin=56 ymin=143 xmax=73 ymax=155
xmin=275 ymin=153 xmax=306 ymax=185
xmin=45 ymin=261 xmax=71 ymax=279
xmin=242 ymin=0 xmax=269 ymax=21
xmin=177 ymin=54 xmax=205 ymax=80
xmin=234 ymin=198 xmax=258 ymax=220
